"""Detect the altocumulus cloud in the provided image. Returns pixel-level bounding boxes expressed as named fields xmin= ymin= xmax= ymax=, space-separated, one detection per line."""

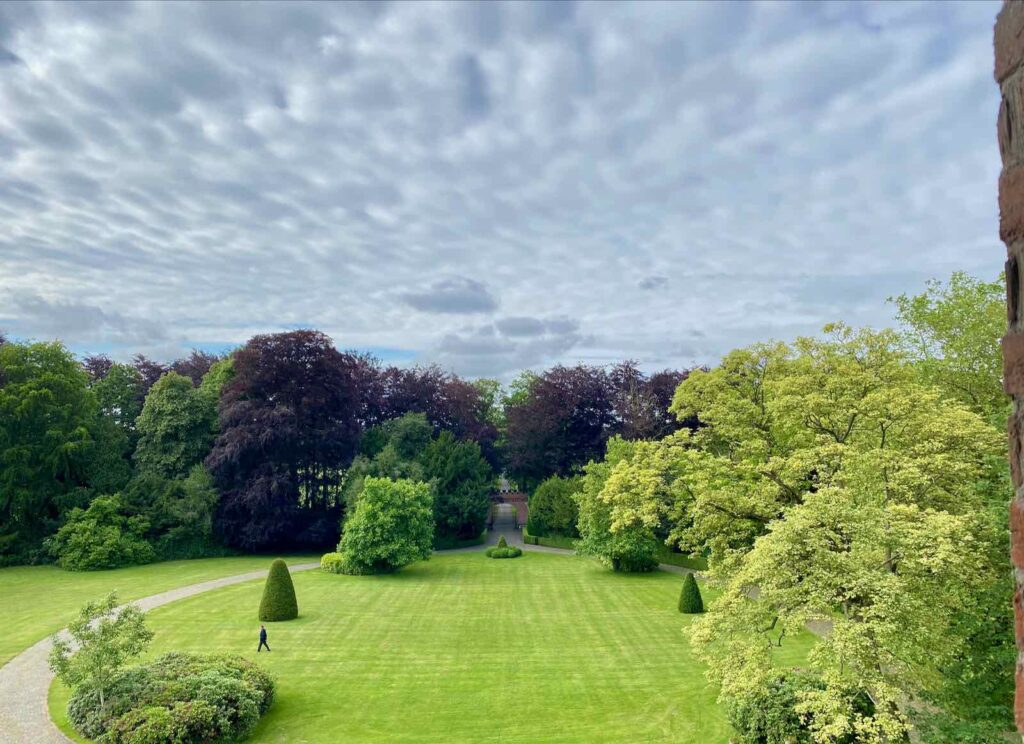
xmin=0 ymin=1 xmax=1005 ymax=377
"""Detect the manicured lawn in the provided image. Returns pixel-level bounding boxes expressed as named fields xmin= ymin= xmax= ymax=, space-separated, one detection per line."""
xmin=51 ymin=551 xmax=813 ymax=743
xmin=0 ymin=555 xmax=315 ymax=667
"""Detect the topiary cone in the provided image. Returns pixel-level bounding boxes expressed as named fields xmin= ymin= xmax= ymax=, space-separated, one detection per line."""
xmin=497 ymin=535 xmax=508 ymax=549
xmin=678 ymin=573 xmax=704 ymax=614
xmin=259 ymin=558 xmax=298 ymax=621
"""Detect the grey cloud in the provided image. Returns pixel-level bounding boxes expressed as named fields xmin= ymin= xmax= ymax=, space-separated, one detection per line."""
xmin=2 ymin=294 xmax=168 ymax=346
xmin=0 ymin=1 xmax=1004 ymax=378
xmin=638 ymin=275 xmax=668 ymax=291
xmin=401 ymin=277 xmax=498 ymax=314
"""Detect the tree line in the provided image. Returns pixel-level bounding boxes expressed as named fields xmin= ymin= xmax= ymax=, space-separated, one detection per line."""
xmin=0 ymin=327 xmax=689 ymax=566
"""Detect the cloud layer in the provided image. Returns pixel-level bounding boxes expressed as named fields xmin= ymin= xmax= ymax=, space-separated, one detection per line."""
xmin=0 ymin=1 xmax=1004 ymax=377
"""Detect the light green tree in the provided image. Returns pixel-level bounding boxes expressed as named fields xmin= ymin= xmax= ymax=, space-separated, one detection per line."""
xmin=48 ymin=592 xmax=153 ymax=714
xmin=661 ymin=325 xmax=1008 ymax=742
xmin=891 ymin=271 xmax=1006 ymax=425
xmin=337 ymin=477 xmax=434 ymax=574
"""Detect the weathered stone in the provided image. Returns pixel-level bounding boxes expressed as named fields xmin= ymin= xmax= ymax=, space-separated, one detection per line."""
xmin=1001 ymin=166 xmax=1024 ymax=244
xmin=1013 ymin=498 xmax=1024 ymax=566
xmin=996 ymin=0 xmax=1024 ymax=83
xmin=1004 ymin=333 xmax=1024 ymax=394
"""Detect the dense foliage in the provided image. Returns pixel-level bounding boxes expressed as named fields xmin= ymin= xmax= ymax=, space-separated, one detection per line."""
xmin=504 ymin=362 xmax=691 ymax=491
xmin=0 ymin=342 xmax=110 ymax=564
xmin=336 ymin=477 xmax=434 ymax=574
xmin=526 ymin=475 xmax=581 ymax=537
xmin=208 ymin=330 xmax=368 ymax=552
xmin=45 ymin=496 xmax=155 ymax=571
xmin=259 ymin=559 xmax=298 ymax=621
xmin=134 ymin=372 xmax=216 ymax=479
xmin=67 ymin=652 xmax=274 ymax=743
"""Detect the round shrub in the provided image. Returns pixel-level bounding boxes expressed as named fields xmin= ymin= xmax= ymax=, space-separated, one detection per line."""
xmin=486 ymin=543 xmax=523 ymax=558
xmin=103 ymin=701 xmax=219 ymax=744
xmin=320 ymin=552 xmax=344 ymax=574
xmin=678 ymin=573 xmax=704 ymax=614
xmin=259 ymin=558 xmax=298 ymax=621
xmin=67 ymin=653 xmax=274 ymax=743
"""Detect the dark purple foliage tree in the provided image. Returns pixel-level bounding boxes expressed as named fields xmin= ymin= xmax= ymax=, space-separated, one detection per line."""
xmin=82 ymin=354 xmax=114 ymax=383
xmin=504 ymin=362 xmax=693 ymax=491
xmin=370 ymin=365 xmax=501 ymax=469
xmin=504 ymin=365 xmax=617 ymax=491
xmin=207 ymin=330 xmax=367 ymax=551
xmin=131 ymin=355 xmax=168 ymax=395
xmin=170 ymin=350 xmax=222 ymax=387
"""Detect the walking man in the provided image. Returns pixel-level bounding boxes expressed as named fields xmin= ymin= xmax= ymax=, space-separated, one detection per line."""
xmin=258 ymin=624 xmax=270 ymax=653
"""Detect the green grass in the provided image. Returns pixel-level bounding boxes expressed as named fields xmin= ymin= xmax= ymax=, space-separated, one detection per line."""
xmin=50 ymin=551 xmax=813 ymax=743
xmin=0 ymin=555 xmax=315 ymax=667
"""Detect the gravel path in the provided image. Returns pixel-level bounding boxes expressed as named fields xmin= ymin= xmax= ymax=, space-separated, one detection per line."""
xmin=0 ymin=561 xmax=319 ymax=744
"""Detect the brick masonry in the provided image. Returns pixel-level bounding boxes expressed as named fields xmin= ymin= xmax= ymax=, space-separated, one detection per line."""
xmin=996 ymin=1 xmax=1024 ymax=731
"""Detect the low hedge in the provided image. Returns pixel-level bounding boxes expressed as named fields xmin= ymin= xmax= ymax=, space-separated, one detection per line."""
xmin=68 ymin=652 xmax=274 ymax=743
xmin=320 ymin=552 xmax=344 ymax=574
xmin=522 ymin=528 xmax=576 ymax=550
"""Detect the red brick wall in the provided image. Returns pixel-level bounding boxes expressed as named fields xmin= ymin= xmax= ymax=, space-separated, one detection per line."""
xmin=996 ymin=1 xmax=1024 ymax=730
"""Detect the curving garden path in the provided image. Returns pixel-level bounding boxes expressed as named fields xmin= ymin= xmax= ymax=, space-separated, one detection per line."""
xmin=0 ymin=561 xmax=320 ymax=744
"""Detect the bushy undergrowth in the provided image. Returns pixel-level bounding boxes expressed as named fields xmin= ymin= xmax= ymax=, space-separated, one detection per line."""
xmin=67 ymin=652 xmax=274 ymax=743
xmin=320 ymin=552 xmax=344 ymax=574
xmin=726 ymin=671 xmax=872 ymax=744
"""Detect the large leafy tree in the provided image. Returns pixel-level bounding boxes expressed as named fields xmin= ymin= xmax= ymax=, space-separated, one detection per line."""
xmin=504 ymin=365 xmax=617 ymax=491
xmin=504 ymin=363 xmax=692 ymax=492
xmin=91 ymin=363 xmax=145 ymax=443
xmin=658 ymin=325 xmax=1010 ymax=741
xmin=336 ymin=476 xmax=434 ymax=574
xmin=369 ymin=365 xmax=501 ymax=469
xmin=891 ymin=271 xmax=1006 ymax=426
xmin=526 ymin=475 xmax=581 ymax=538
xmin=134 ymin=372 xmax=216 ymax=479
xmin=0 ymin=342 xmax=99 ymax=563
xmin=421 ymin=431 xmax=493 ymax=541
xmin=208 ymin=330 xmax=366 ymax=551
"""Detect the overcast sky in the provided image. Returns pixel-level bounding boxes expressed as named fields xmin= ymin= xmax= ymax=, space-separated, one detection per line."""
xmin=0 ymin=1 xmax=1005 ymax=379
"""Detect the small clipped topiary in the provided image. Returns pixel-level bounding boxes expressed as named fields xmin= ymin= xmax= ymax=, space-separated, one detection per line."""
xmin=485 ymin=536 xmax=523 ymax=558
xmin=259 ymin=559 xmax=298 ymax=621
xmin=678 ymin=573 xmax=704 ymax=614
xmin=320 ymin=552 xmax=344 ymax=574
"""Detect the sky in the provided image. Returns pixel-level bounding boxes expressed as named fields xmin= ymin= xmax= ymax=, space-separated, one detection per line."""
xmin=0 ymin=0 xmax=1005 ymax=379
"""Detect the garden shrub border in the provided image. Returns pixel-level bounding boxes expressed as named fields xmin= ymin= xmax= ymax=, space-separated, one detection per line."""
xmin=521 ymin=528 xmax=576 ymax=550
